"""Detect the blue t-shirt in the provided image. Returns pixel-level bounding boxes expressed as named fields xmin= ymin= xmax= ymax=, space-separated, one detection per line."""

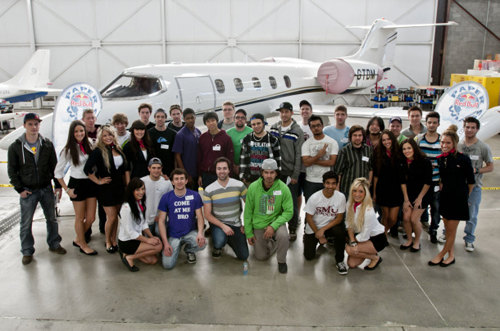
xmin=323 ymin=125 xmax=350 ymax=150
xmin=158 ymin=189 xmax=203 ymax=238
xmin=172 ymin=126 xmax=201 ymax=178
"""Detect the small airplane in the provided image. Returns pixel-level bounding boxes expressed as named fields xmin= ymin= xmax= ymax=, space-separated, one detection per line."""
xmin=4 ymin=18 xmax=487 ymax=151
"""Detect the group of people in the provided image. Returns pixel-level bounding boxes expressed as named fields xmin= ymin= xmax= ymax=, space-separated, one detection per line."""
xmin=8 ymin=100 xmax=492 ymax=275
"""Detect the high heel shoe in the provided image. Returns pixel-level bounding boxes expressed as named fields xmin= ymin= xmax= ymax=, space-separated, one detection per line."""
xmin=364 ymin=257 xmax=383 ymax=270
xmin=439 ymin=258 xmax=455 ymax=267
xmin=80 ymin=248 xmax=98 ymax=256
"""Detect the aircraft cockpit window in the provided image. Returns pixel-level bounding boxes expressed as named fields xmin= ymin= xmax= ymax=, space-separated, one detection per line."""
xmin=269 ymin=76 xmax=277 ymax=89
xmin=284 ymin=75 xmax=291 ymax=88
xmin=252 ymin=77 xmax=261 ymax=90
xmin=101 ymin=75 xmax=164 ymax=98
xmin=215 ymin=79 xmax=225 ymax=93
xmin=234 ymin=78 xmax=244 ymax=92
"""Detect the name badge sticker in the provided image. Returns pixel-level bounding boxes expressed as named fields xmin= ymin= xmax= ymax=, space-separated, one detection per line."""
xmin=273 ymin=190 xmax=282 ymax=195
xmin=470 ymin=155 xmax=479 ymax=160
xmin=213 ymin=144 xmax=221 ymax=151
xmin=362 ymin=156 xmax=369 ymax=162
xmin=161 ymin=144 xmax=169 ymax=150
xmin=185 ymin=195 xmax=194 ymax=200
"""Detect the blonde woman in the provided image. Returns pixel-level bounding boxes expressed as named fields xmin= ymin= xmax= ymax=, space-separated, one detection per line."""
xmin=84 ymin=125 xmax=127 ymax=253
xmin=345 ymin=178 xmax=387 ymax=270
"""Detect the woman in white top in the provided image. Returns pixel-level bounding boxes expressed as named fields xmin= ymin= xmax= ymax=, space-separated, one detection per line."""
xmin=118 ymin=178 xmax=162 ymax=272
xmin=55 ymin=120 xmax=97 ymax=255
xmin=345 ymin=178 xmax=387 ymax=270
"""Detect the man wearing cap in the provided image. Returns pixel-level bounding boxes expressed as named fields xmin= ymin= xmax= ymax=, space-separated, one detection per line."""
xmin=167 ymin=104 xmax=185 ymax=133
xmin=299 ymin=100 xmax=313 ymax=142
xmin=240 ymin=113 xmax=281 ymax=185
xmin=324 ymin=105 xmax=350 ymax=150
xmin=270 ymin=102 xmax=304 ymax=241
xmin=138 ymin=103 xmax=155 ymax=130
xmin=226 ymin=109 xmax=253 ymax=176
xmin=389 ymin=116 xmax=407 ymax=144
xmin=244 ymin=159 xmax=293 ymax=273
xmin=8 ymin=113 xmax=66 ymax=265
xmin=141 ymin=158 xmax=173 ymax=236
xmin=217 ymin=101 xmax=236 ymax=130
xmin=149 ymin=108 xmax=177 ymax=178
xmin=401 ymin=106 xmax=427 ymax=139
xmin=415 ymin=111 xmax=441 ymax=243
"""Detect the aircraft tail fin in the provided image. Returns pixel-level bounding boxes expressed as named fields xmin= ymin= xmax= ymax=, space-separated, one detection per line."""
xmin=343 ymin=19 xmax=457 ymax=68
xmin=5 ymin=50 xmax=52 ymax=89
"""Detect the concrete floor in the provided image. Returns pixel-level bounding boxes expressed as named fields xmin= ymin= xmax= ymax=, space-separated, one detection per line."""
xmin=0 ymin=113 xmax=500 ymax=330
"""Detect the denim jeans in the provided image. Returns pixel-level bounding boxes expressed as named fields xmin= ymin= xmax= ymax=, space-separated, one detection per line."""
xmin=201 ymin=172 xmax=218 ymax=190
xmin=303 ymin=180 xmax=324 ymax=203
xmin=20 ymin=185 xmax=61 ymax=256
xmin=303 ymin=222 xmax=346 ymax=263
xmin=464 ymin=186 xmax=481 ymax=243
xmin=161 ymin=230 xmax=206 ymax=269
xmin=280 ymin=175 xmax=299 ymax=231
xmin=428 ymin=191 xmax=441 ymax=235
xmin=211 ymin=223 xmax=249 ymax=260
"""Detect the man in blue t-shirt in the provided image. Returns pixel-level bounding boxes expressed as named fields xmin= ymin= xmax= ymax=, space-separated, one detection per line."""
xmin=158 ymin=168 xmax=206 ymax=269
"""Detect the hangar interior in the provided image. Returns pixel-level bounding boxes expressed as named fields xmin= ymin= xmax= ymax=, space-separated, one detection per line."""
xmin=1 ymin=1 xmax=500 ymax=330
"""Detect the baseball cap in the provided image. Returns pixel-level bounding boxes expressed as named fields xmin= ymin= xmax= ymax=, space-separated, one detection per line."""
xmin=148 ymin=157 xmax=163 ymax=167
xmin=261 ymin=159 xmax=278 ymax=170
xmin=24 ymin=113 xmax=42 ymax=123
xmin=250 ymin=113 xmax=268 ymax=125
xmin=299 ymin=100 xmax=312 ymax=108
xmin=276 ymin=102 xmax=293 ymax=112
xmin=389 ymin=116 xmax=402 ymax=124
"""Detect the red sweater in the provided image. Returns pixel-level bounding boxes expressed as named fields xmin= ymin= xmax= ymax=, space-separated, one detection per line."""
xmin=197 ymin=129 xmax=234 ymax=175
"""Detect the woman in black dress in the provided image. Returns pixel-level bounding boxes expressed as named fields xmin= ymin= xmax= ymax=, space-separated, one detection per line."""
xmin=84 ymin=125 xmax=127 ymax=253
xmin=373 ymin=130 xmax=402 ymax=239
xmin=123 ymin=120 xmax=154 ymax=184
xmin=399 ymin=138 xmax=432 ymax=252
xmin=429 ymin=125 xmax=475 ymax=267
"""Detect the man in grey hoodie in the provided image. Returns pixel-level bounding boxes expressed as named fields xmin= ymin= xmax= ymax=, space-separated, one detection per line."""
xmin=270 ymin=102 xmax=304 ymax=241
xmin=8 ymin=113 xmax=65 ymax=265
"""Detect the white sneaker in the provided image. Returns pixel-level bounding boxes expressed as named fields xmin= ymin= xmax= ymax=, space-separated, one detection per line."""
xmin=187 ymin=253 xmax=197 ymax=263
xmin=336 ymin=262 xmax=348 ymax=275
xmin=437 ymin=234 xmax=447 ymax=243
xmin=465 ymin=242 xmax=475 ymax=252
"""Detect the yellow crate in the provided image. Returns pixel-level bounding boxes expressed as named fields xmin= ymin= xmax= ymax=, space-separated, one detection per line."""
xmin=469 ymin=76 xmax=500 ymax=107
xmin=391 ymin=96 xmax=399 ymax=101
xmin=450 ymin=74 xmax=468 ymax=85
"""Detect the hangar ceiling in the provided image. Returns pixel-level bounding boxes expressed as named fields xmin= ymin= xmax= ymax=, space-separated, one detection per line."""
xmin=0 ymin=0 xmax=439 ymax=91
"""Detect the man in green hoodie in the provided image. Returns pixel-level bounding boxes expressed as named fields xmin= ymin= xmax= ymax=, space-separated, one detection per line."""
xmin=244 ymin=159 xmax=293 ymax=273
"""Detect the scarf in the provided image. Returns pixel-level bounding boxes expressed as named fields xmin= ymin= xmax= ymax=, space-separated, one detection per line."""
xmin=353 ymin=202 xmax=361 ymax=212
xmin=137 ymin=139 xmax=145 ymax=149
xmin=77 ymin=142 xmax=86 ymax=155
xmin=437 ymin=148 xmax=456 ymax=158
xmin=137 ymin=200 xmax=144 ymax=212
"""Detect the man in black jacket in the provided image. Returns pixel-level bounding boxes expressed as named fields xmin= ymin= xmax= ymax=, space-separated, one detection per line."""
xmin=8 ymin=113 xmax=66 ymax=265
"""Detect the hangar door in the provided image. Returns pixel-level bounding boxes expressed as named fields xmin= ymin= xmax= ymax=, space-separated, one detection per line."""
xmin=175 ymin=76 xmax=216 ymax=113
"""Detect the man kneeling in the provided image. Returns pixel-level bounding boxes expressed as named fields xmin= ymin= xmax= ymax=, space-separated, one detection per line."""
xmin=303 ymin=171 xmax=348 ymax=275
xmin=244 ymin=159 xmax=293 ymax=273
xmin=158 ymin=168 xmax=206 ymax=269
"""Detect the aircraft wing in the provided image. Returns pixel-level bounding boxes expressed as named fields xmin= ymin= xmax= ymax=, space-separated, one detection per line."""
xmin=299 ymin=105 xmax=407 ymax=119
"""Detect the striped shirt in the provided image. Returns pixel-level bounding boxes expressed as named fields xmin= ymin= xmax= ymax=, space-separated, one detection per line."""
xmin=416 ymin=133 xmax=440 ymax=185
xmin=203 ymin=178 xmax=247 ymax=226
xmin=333 ymin=143 xmax=373 ymax=195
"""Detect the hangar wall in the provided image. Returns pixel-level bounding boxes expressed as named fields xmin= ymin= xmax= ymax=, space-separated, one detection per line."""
xmin=443 ymin=0 xmax=500 ymax=85
xmin=0 ymin=0 xmax=440 ymax=93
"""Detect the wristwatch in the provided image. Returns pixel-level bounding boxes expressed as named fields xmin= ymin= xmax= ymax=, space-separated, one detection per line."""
xmin=349 ymin=241 xmax=357 ymax=247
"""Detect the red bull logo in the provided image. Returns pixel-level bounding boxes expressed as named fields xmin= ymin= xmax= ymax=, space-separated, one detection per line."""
xmin=70 ymin=93 xmax=93 ymax=108
xmin=454 ymin=94 xmax=478 ymax=108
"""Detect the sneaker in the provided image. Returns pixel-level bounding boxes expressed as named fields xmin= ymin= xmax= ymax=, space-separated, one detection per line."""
xmin=187 ymin=252 xmax=197 ymax=263
xmin=212 ymin=248 xmax=222 ymax=258
xmin=278 ymin=262 xmax=288 ymax=274
xmin=22 ymin=255 xmax=33 ymax=265
xmin=327 ymin=237 xmax=335 ymax=245
xmin=430 ymin=233 xmax=437 ymax=244
xmin=437 ymin=235 xmax=446 ymax=243
xmin=289 ymin=230 xmax=297 ymax=242
xmin=49 ymin=246 xmax=67 ymax=255
xmin=465 ymin=242 xmax=475 ymax=252
xmin=336 ymin=262 xmax=348 ymax=275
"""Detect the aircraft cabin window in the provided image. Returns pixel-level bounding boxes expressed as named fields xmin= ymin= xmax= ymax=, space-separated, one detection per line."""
xmin=252 ymin=77 xmax=261 ymax=90
xmin=101 ymin=75 xmax=163 ymax=98
xmin=215 ymin=79 xmax=225 ymax=94
xmin=234 ymin=78 xmax=244 ymax=92
xmin=269 ymin=76 xmax=277 ymax=89
xmin=284 ymin=75 xmax=291 ymax=88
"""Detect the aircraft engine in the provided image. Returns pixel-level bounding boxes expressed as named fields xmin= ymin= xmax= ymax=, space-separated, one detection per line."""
xmin=317 ymin=59 xmax=384 ymax=94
